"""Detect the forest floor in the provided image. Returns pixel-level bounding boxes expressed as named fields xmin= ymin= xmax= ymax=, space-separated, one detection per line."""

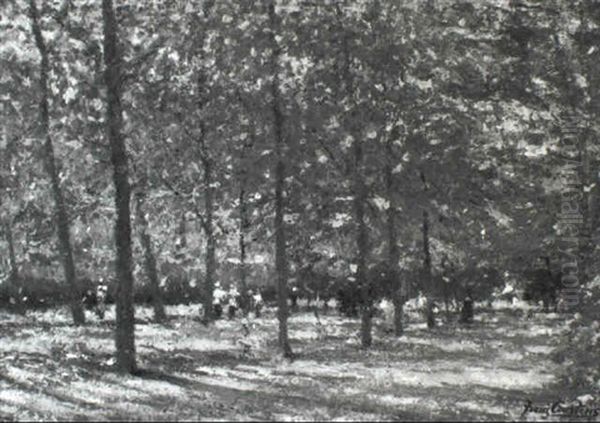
xmin=0 ymin=302 xmax=583 ymax=421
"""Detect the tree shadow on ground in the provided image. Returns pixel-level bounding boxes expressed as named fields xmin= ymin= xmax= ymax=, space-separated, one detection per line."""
xmin=133 ymin=366 xmax=430 ymax=421
xmin=295 ymin=338 xmax=485 ymax=365
xmin=139 ymin=346 xmax=263 ymax=374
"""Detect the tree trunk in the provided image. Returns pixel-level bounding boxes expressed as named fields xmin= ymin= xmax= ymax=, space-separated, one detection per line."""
xmin=239 ymin=185 xmax=249 ymax=314
xmin=441 ymin=256 xmax=452 ymax=323
xmin=338 ymin=8 xmax=372 ymax=348
xmin=192 ymin=1 xmax=216 ymax=324
xmin=176 ymin=212 xmax=187 ymax=256
xmin=202 ymin=158 xmax=216 ymax=323
xmin=102 ymin=0 xmax=136 ymax=374
xmin=385 ymin=140 xmax=403 ymax=336
xmin=4 ymin=222 xmax=24 ymax=315
xmin=268 ymin=1 xmax=293 ymax=358
xmin=443 ymin=280 xmax=451 ymax=323
xmin=423 ymin=209 xmax=435 ymax=328
xmin=134 ymin=193 xmax=167 ymax=323
xmin=354 ymin=143 xmax=372 ymax=348
xmin=28 ymin=0 xmax=85 ymax=326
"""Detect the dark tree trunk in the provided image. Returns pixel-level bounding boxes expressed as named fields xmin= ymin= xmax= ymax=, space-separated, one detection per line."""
xmin=5 ymin=222 xmax=18 ymax=286
xmin=239 ymin=185 xmax=249 ymax=314
xmin=338 ymin=9 xmax=372 ymax=348
xmin=268 ymin=1 xmax=293 ymax=358
xmin=192 ymin=1 xmax=216 ymax=324
xmin=177 ymin=212 xmax=187 ymax=252
xmin=202 ymin=157 xmax=217 ymax=323
xmin=443 ymin=280 xmax=451 ymax=323
xmin=4 ymin=222 xmax=24 ymax=315
xmin=134 ymin=193 xmax=167 ymax=323
xmin=102 ymin=0 xmax=136 ymax=374
xmin=423 ymin=209 xmax=435 ymax=328
xmin=29 ymin=0 xmax=85 ymax=326
xmin=354 ymin=144 xmax=372 ymax=348
xmin=441 ymin=256 xmax=452 ymax=323
xmin=385 ymin=140 xmax=403 ymax=336
xmin=236 ymin=90 xmax=258 ymax=316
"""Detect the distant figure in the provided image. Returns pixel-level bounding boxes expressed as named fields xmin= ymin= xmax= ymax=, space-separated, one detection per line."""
xmin=82 ymin=289 xmax=97 ymax=310
xmin=523 ymin=256 xmax=560 ymax=312
xmin=213 ymin=283 xmax=227 ymax=319
xmin=213 ymin=302 xmax=223 ymax=319
xmin=244 ymin=289 xmax=254 ymax=316
xmin=253 ymin=291 xmax=263 ymax=318
xmin=96 ymin=284 xmax=108 ymax=320
xmin=290 ymin=286 xmax=299 ymax=312
xmin=461 ymin=289 xmax=474 ymax=324
xmin=426 ymin=299 xmax=436 ymax=328
xmin=227 ymin=287 xmax=239 ymax=319
xmin=227 ymin=286 xmax=240 ymax=319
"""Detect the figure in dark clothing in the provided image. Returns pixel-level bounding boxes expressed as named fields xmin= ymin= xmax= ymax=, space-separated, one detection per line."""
xmin=461 ymin=288 xmax=474 ymax=324
xmin=290 ymin=286 xmax=299 ymax=312
xmin=523 ymin=256 xmax=561 ymax=312
xmin=213 ymin=303 xmax=223 ymax=319
xmin=426 ymin=299 xmax=436 ymax=328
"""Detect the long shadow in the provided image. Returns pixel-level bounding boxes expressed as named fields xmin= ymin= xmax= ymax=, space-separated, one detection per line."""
xmin=0 ymin=369 xmax=104 ymax=416
xmin=132 ymin=366 xmax=431 ymax=421
xmin=139 ymin=346 xmax=263 ymax=374
xmin=348 ymin=381 xmax=552 ymax=421
xmin=1 ymin=360 xmax=210 ymax=420
xmin=295 ymin=339 xmax=486 ymax=366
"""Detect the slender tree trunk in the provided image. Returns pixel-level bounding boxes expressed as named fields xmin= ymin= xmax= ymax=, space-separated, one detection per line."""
xmin=441 ymin=257 xmax=452 ymax=322
xmin=202 ymin=158 xmax=217 ymax=323
xmin=102 ymin=0 xmax=136 ymax=374
xmin=337 ymin=9 xmax=372 ymax=348
xmin=5 ymin=222 xmax=18 ymax=286
xmin=385 ymin=141 xmax=403 ymax=336
xmin=177 ymin=212 xmax=187 ymax=253
xmin=423 ymin=209 xmax=435 ymax=328
xmin=134 ymin=193 xmax=167 ymax=323
xmin=239 ymin=185 xmax=249 ymax=314
xmin=419 ymin=170 xmax=435 ymax=328
xmin=443 ymin=281 xmax=451 ymax=322
xmin=354 ymin=143 xmax=372 ymax=348
xmin=4 ymin=222 xmax=24 ymax=315
xmin=268 ymin=1 xmax=293 ymax=358
xmin=29 ymin=0 xmax=85 ymax=326
xmin=192 ymin=1 xmax=216 ymax=324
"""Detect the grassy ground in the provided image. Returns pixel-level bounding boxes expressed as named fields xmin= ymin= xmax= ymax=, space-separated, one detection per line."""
xmin=0 ymin=303 xmax=577 ymax=421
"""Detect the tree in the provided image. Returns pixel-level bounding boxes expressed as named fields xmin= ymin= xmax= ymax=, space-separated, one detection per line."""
xmin=102 ymin=0 xmax=136 ymax=374
xmin=28 ymin=0 xmax=85 ymax=325
xmin=134 ymin=191 xmax=167 ymax=323
xmin=384 ymin=136 xmax=404 ymax=335
xmin=268 ymin=0 xmax=293 ymax=358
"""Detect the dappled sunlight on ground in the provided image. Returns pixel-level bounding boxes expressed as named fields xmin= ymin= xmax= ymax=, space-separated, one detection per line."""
xmin=0 ymin=304 xmax=572 ymax=420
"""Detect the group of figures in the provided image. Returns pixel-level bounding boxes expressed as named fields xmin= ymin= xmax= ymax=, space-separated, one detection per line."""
xmin=212 ymin=283 xmax=264 ymax=319
xmin=82 ymin=283 xmax=108 ymax=319
xmin=78 ymin=255 xmax=560 ymax=324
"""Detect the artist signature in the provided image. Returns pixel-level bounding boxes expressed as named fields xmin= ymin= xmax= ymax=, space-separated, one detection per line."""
xmin=522 ymin=399 xmax=600 ymax=419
